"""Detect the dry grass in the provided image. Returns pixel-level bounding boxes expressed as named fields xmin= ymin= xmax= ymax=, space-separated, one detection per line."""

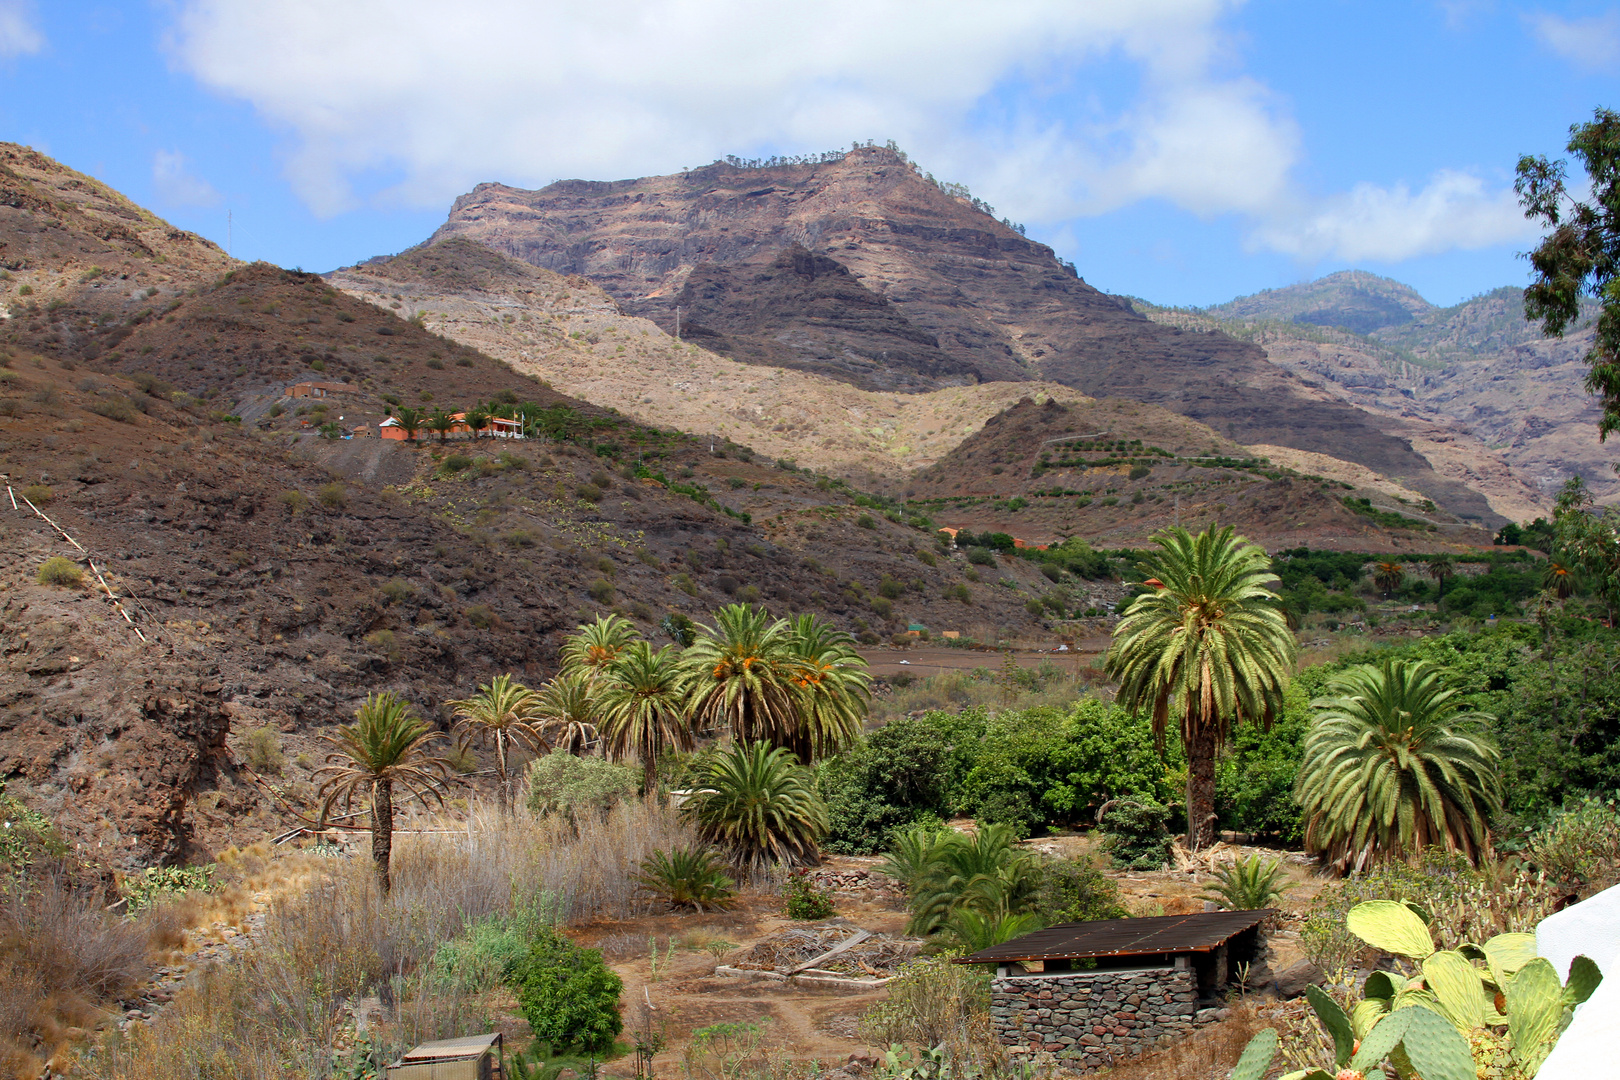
xmin=78 ymin=796 xmax=698 ymax=1080
xmin=0 ymin=868 xmax=173 ymax=1078
xmin=870 ymin=667 xmax=1102 ymax=722
xmin=1094 ymin=1002 xmax=1267 ymax=1080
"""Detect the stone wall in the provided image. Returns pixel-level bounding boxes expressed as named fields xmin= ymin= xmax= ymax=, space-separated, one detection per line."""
xmin=989 ymin=967 xmax=1200 ymax=1069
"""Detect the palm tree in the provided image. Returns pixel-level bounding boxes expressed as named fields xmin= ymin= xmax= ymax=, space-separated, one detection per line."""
xmin=394 ymin=406 xmax=423 ymax=442
xmin=596 ymin=640 xmax=694 ymax=789
xmin=1427 ymin=555 xmax=1456 ymax=603
xmin=1105 ymin=525 xmax=1297 ymax=850
xmin=425 ymin=408 xmax=457 ymax=444
xmin=1373 ymin=560 xmax=1405 ymax=599
xmin=679 ymin=604 xmax=802 ymax=750
xmin=465 ymin=407 xmax=491 ymax=440
xmin=446 ymin=674 xmax=552 ymax=809
xmin=1295 ymin=658 xmax=1502 ymax=871
xmin=532 ymin=669 xmax=603 ymax=755
xmin=314 ymin=692 xmax=454 ymax=893
xmin=683 ymin=740 xmax=828 ymax=869
xmin=781 ymin=613 xmax=870 ymax=761
xmin=1544 ymin=560 xmax=1577 ymax=600
xmin=561 ymin=613 xmax=640 ymax=677
xmin=890 ymin=823 xmax=1044 ymax=938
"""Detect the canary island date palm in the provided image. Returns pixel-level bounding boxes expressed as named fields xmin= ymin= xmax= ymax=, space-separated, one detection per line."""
xmin=1296 ymin=658 xmax=1501 ymax=871
xmin=561 ymin=613 xmax=639 ymax=677
xmin=781 ymin=613 xmax=870 ymax=760
xmin=533 ymin=669 xmax=603 ymax=755
xmin=596 ymin=640 xmax=694 ymax=790
xmin=446 ymin=673 xmax=551 ymax=809
xmin=314 ymin=692 xmax=454 ymax=893
xmin=679 ymin=604 xmax=801 ymax=748
xmin=889 ymin=822 xmax=1045 ymax=939
xmin=425 ymin=407 xmax=457 ymax=444
xmin=1373 ymin=560 xmax=1405 ymax=599
xmin=1105 ymin=525 xmax=1297 ymax=850
xmin=683 ymin=740 xmax=828 ymax=869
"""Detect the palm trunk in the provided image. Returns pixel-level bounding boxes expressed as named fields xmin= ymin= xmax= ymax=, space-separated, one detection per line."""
xmin=372 ymin=778 xmax=394 ymax=894
xmin=496 ymin=731 xmax=511 ymax=814
xmin=1185 ymin=724 xmax=1218 ymax=851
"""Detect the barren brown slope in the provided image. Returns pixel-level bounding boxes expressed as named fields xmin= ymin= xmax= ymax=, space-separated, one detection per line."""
xmin=427 ymin=146 xmax=1501 ymax=525
xmin=908 ymin=397 xmax=1492 ymax=553
xmin=1144 ymin=277 xmax=1608 ymax=515
xmin=330 ymin=238 xmax=1096 ymax=488
xmin=0 ymin=152 xmax=1056 ymax=868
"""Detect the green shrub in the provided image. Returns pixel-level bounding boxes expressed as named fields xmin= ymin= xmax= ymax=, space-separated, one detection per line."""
xmin=441 ymin=453 xmax=473 ymax=473
xmin=856 ymin=514 xmax=877 ymax=530
xmin=672 ymin=573 xmax=697 ymax=596
xmin=587 ymin=578 xmax=615 ymax=603
xmin=88 ymin=396 xmax=138 ymax=422
xmin=946 ymin=583 xmax=971 ymax=603
xmin=317 ymin=482 xmax=346 ymax=508
xmin=465 ymin=603 xmax=495 ymax=629
xmin=1128 ymin=464 xmax=1151 ymax=480
xmin=36 ymin=556 xmax=82 ymax=586
xmin=243 ymin=727 xmax=285 ymax=775
xmin=636 ymin=847 xmax=736 ymax=912
xmin=20 ymin=483 xmax=52 ymax=505
xmin=966 ymin=547 xmax=994 ymax=566
xmin=1034 ymin=859 xmax=1129 ymax=923
xmin=278 ymin=489 xmax=310 ymax=514
xmin=430 ymin=906 xmax=557 ymax=992
xmin=123 ymin=865 xmax=216 ymax=912
xmin=1099 ymin=799 xmax=1173 ymax=870
xmin=526 ymin=752 xmax=639 ymax=822
xmin=379 ymin=578 xmax=416 ymax=604
xmin=870 ymin=597 xmax=893 ymax=619
xmin=506 ymin=927 xmax=623 ymax=1053
xmin=782 ymin=873 xmax=836 ymax=920
xmin=0 ymin=780 xmax=65 ymax=876
xmin=1199 ymin=854 xmax=1290 ymax=911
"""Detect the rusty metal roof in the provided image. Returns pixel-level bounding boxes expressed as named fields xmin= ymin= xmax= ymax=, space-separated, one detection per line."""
xmin=957 ymin=910 xmax=1274 ymax=965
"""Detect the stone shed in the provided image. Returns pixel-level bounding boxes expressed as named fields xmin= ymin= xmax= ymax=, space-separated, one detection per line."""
xmin=958 ymin=910 xmax=1272 ymax=1069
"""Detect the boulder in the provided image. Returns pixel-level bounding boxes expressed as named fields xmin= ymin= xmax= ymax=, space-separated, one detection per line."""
xmin=1271 ymin=960 xmax=1323 ymax=999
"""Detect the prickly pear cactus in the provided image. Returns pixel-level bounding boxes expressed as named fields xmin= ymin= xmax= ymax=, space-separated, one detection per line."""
xmin=1346 ymin=900 xmax=1435 ymax=960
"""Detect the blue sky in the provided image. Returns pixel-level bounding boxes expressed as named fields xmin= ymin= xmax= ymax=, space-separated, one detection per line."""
xmin=1 ymin=1 xmax=1616 ymax=308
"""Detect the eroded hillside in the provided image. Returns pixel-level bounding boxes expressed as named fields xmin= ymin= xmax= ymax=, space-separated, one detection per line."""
xmin=330 ymin=238 xmax=1097 ymax=488
xmin=425 ymin=146 xmax=1500 ymax=525
xmin=0 ymin=148 xmax=1054 ymax=866
xmin=1145 ymin=272 xmax=1608 ymax=513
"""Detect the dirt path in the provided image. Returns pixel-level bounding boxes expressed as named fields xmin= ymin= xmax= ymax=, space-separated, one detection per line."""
xmin=581 ymin=879 xmax=913 ymax=1074
xmin=857 ymin=642 xmax=1107 ymax=677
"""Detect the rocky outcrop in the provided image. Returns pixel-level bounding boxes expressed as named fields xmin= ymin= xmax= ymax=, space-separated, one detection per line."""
xmin=428 ymin=147 xmax=1501 ymax=524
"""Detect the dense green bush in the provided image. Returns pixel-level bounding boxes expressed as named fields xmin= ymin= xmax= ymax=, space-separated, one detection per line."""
xmin=782 ymin=874 xmax=836 ymax=919
xmin=506 ymin=927 xmax=623 ymax=1053
xmin=1033 ymin=859 xmax=1129 ymax=924
xmin=1214 ymin=681 xmax=1311 ymax=843
xmin=430 ymin=905 xmax=556 ymax=991
xmin=965 ymin=547 xmax=995 ymax=566
xmin=1098 ymin=799 xmax=1173 ymax=870
xmin=526 ymin=752 xmax=640 ymax=822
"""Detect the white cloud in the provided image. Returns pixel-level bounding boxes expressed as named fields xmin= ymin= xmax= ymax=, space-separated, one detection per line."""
xmin=1529 ymin=10 xmax=1620 ymax=70
xmin=1250 ymin=170 xmax=1534 ymax=263
xmin=0 ymin=1 xmax=43 ymax=59
xmin=152 ymin=149 xmax=221 ymax=208
xmin=166 ymin=0 xmax=1286 ymax=219
xmin=164 ymin=0 xmax=1523 ymax=267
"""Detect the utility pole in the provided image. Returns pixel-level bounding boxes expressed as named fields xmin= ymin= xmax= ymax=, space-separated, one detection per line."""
xmin=675 ymin=306 xmax=682 ymax=342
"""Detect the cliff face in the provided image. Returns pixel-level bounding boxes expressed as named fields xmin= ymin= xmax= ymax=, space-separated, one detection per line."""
xmin=430 ymin=148 xmax=1500 ymax=526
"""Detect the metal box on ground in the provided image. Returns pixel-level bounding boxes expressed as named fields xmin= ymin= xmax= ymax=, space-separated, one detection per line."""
xmin=386 ymin=1033 xmax=503 ymax=1080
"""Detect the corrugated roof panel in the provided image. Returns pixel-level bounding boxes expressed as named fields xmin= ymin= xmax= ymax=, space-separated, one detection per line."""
xmin=957 ymin=910 xmax=1273 ymax=964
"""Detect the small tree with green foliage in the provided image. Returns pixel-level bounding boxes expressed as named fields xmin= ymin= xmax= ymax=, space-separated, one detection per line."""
xmin=506 ymin=927 xmax=624 ymax=1053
